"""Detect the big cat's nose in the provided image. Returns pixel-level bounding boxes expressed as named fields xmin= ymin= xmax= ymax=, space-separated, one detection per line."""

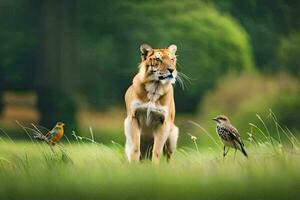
xmin=168 ymin=68 xmax=174 ymax=73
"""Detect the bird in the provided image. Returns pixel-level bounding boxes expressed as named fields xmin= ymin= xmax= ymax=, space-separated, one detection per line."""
xmin=35 ymin=122 xmax=65 ymax=145
xmin=212 ymin=115 xmax=248 ymax=158
xmin=46 ymin=122 xmax=65 ymax=145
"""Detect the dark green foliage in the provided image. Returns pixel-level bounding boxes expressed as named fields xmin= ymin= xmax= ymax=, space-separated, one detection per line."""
xmin=211 ymin=0 xmax=300 ymax=71
xmin=0 ymin=0 xmax=38 ymax=90
xmin=277 ymin=32 xmax=300 ymax=75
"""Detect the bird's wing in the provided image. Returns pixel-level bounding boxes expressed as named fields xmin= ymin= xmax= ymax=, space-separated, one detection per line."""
xmin=47 ymin=128 xmax=58 ymax=138
xmin=223 ymin=123 xmax=244 ymax=146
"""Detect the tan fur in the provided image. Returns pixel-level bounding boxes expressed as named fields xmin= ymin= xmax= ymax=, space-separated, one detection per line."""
xmin=124 ymin=44 xmax=179 ymax=164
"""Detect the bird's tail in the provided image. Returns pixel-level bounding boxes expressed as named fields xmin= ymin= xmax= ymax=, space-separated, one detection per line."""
xmin=240 ymin=145 xmax=248 ymax=158
xmin=34 ymin=134 xmax=54 ymax=145
xmin=34 ymin=134 xmax=48 ymax=141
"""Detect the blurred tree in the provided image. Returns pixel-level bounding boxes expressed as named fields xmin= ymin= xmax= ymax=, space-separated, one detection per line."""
xmin=36 ymin=0 xmax=78 ymax=133
xmin=211 ymin=0 xmax=300 ymax=71
xmin=277 ymin=32 xmax=300 ymax=76
xmin=0 ymin=0 xmax=38 ymax=114
xmin=77 ymin=0 xmax=133 ymax=108
xmin=0 ymin=0 xmax=37 ymax=91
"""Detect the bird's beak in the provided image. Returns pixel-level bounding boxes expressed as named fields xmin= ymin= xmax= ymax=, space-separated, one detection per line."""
xmin=212 ymin=118 xmax=218 ymax=122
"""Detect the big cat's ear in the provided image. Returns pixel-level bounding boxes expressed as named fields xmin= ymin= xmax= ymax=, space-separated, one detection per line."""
xmin=140 ymin=43 xmax=153 ymax=61
xmin=168 ymin=44 xmax=177 ymax=55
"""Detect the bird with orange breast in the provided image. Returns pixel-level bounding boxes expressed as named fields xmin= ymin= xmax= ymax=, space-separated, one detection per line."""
xmin=46 ymin=122 xmax=65 ymax=145
xmin=35 ymin=122 xmax=65 ymax=145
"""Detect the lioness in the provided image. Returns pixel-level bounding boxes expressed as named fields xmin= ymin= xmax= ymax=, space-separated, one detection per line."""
xmin=124 ymin=44 xmax=179 ymax=164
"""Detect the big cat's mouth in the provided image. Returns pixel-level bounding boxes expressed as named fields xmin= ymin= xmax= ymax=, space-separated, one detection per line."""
xmin=158 ymin=74 xmax=173 ymax=80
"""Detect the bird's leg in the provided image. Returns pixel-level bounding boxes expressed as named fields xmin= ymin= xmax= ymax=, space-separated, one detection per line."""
xmin=232 ymin=142 xmax=238 ymax=160
xmin=234 ymin=148 xmax=237 ymax=160
xmin=223 ymin=146 xmax=229 ymax=159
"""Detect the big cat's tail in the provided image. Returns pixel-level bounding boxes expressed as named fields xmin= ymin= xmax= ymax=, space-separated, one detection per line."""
xmin=240 ymin=145 xmax=248 ymax=158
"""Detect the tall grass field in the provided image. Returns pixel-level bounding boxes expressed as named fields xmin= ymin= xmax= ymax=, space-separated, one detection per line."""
xmin=0 ymin=113 xmax=300 ymax=200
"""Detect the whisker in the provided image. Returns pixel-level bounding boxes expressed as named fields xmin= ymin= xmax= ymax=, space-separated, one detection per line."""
xmin=176 ymin=75 xmax=185 ymax=90
xmin=178 ymin=71 xmax=194 ymax=84
xmin=180 ymin=75 xmax=188 ymax=90
xmin=175 ymin=71 xmax=194 ymax=91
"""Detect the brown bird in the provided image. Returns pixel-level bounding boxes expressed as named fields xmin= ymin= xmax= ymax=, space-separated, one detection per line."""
xmin=213 ymin=115 xmax=248 ymax=158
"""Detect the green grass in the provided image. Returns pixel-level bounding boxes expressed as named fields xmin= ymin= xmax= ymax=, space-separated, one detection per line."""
xmin=0 ymin=113 xmax=300 ymax=200
xmin=0 ymin=139 xmax=300 ymax=200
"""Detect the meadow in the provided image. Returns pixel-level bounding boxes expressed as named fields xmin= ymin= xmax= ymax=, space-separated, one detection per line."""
xmin=1 ymin=1 xmax=299 ymax=199
xmin=0 ymin=115 xmax=300 ymax=200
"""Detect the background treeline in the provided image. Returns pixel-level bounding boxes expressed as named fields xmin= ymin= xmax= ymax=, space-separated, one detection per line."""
xmin=0 ymin=0 xmax=299 ymax=136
